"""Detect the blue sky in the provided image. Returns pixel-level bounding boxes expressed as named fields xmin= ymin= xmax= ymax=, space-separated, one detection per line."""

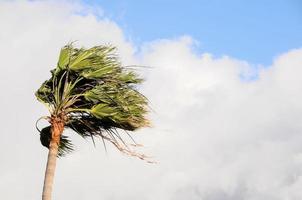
xmin=81 ymin=0 xmax=302 ymax=65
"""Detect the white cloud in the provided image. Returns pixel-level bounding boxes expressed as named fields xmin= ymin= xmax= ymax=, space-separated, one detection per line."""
xmin=140 ymin=40 xmax=302 ymax=200
xmin=0 ymin=1 xmax=302 ymax=199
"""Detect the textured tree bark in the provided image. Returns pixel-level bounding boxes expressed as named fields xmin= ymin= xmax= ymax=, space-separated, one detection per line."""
xmin=42 ymin=120 xmax=64 ymax=200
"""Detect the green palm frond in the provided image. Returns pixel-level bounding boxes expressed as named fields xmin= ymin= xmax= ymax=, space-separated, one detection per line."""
xmin=36 ymin=43 xmax=150 ymax=160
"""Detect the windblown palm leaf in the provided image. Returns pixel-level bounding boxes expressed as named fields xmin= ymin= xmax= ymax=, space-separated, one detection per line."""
xmin=36 ymin=44 xmax=150 ymax=160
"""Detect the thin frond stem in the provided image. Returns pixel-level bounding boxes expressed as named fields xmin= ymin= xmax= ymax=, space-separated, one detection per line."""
xmin=99 ymin=129 xmax=108 ymax=153
xmin=111 ymin=128 xmax=129 ymax=150
xmin=123 ymin=129 xmax=137 ymax=145
xmin=90 ymin=133 xmax=96 ymax=147
xmin=66 ymin=108 xmax=90 ymax=113
xmin=35 ymin=116 xmax=51 ymax=133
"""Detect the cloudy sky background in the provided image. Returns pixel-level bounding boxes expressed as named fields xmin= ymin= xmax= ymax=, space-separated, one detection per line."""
xmin=0 ymin=0 xmax=302 ymax=199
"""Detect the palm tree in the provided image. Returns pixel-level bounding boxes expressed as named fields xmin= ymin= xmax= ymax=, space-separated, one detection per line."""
xmin=35 ymin=44 xmax=150 ymax=200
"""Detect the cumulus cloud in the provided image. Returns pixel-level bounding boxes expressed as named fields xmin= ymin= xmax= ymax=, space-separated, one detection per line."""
xmin=140 ymin=38 xmax=302 ymax=200
xmin=0 ymin=1 xmax=302 ymax=199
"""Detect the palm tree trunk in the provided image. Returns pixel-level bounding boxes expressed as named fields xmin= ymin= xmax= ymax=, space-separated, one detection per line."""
xmin=42 ymin=120 xmax=64 ymax=200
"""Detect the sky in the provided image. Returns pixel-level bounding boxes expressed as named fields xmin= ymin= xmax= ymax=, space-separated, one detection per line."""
xmin=82 ymin=0 xmax=302 ymax=65
xmin=0 ymin=0 xmax=302 ymax=199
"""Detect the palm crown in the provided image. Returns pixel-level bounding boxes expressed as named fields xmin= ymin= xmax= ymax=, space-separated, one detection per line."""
xmin=36 ymin=44 xmax=150 ymax=159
